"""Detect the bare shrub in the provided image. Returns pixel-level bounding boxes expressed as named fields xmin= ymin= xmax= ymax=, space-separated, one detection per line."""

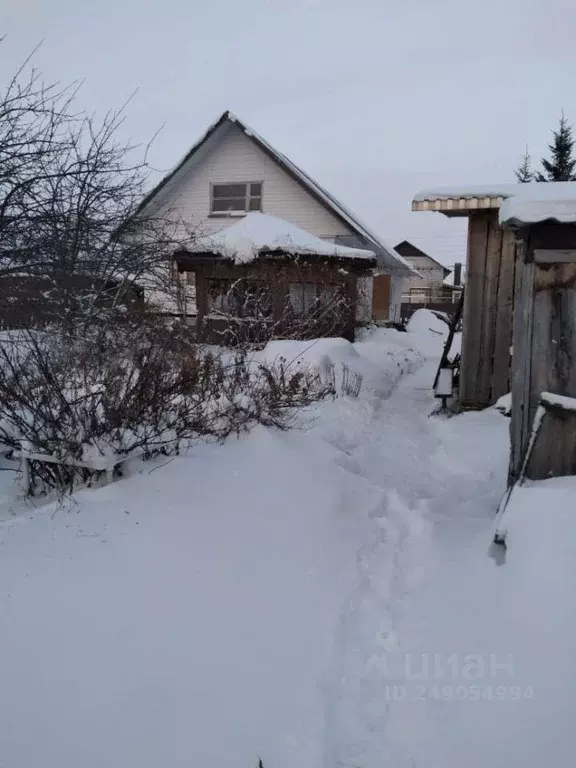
xmin=0 ymin=309 xmax=339 ymax=495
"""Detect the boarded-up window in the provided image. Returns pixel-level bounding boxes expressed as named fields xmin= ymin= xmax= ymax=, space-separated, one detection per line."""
xmin=211 ymin=182 xmax=263 ymax=213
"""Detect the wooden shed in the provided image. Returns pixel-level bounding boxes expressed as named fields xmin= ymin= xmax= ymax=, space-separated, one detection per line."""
xmin=174 ymin=212 xmax=376 ymax=345
xmin=498 ymin=184 xmax=576 ymax=483
xmin=412 ymin=185 xmax=523 ymax=409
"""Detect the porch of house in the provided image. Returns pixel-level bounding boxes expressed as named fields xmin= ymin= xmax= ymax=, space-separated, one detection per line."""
xmin=172 ymin=212 xmax=377 ymax=345
xmin=175 ymin=257 xmax=363 ymax=345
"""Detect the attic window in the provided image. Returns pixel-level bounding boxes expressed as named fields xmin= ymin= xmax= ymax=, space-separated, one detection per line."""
xmin=211 ymin=182 xmax=262 ymax=214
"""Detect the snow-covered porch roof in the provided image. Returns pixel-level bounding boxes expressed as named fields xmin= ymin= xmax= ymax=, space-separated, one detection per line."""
xmin=175 ymin=213 xmax=378 ymax=267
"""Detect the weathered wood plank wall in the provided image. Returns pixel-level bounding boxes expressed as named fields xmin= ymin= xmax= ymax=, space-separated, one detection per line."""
xmin=459 ymin=213 xmax=516 ymax=409
xmin=527 ymin=408 xmax=576 ymax=480
xmin=526 ymin=261 xmax=576 ymax=479
xmin=491 ymin=229 xmax=517 ymax=399
xmin=476 ymin=219 xmax=502 ymax=400
xmin=511 ymin=222 xmax=576 ymax=481
xmin=460 ymin=215 xmax=488 ymax=407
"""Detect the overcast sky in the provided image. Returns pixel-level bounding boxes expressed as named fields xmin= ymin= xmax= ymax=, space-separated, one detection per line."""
xmin=4 ymin=0 xmax=576 ymax=265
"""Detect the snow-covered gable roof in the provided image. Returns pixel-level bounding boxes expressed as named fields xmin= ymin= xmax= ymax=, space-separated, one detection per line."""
xmin=413 ymin=181 xmax=576 ymax=224
xmin=138 ymin=111 xmax=414 ymax=277
xmin=184 ymin=212 xmax=377 ymax=265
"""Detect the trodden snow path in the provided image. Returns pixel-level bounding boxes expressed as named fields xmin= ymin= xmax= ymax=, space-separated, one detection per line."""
xmin=323 ymin=359 xmax=510 ymax=768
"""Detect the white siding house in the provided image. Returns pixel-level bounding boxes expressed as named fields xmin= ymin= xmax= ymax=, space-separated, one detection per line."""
xmin=138 ymin=111 xmax=414 ymax=320
xmin=149 ymin=125 xmax=355 ymax=241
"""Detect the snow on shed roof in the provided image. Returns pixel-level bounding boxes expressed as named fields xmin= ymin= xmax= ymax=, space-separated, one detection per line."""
xmin=138 ymin=111 xmax=414 ymax=277
xmin=412 ymin=184 xmax=518 ymax=215
xmin=413 ymin=181 xmax=576 ymax=222
xmin=499 ymin=183 xmax=576 ymax=226
xmin=184 ymin=212 xmax=377 ymax=265
xmin=413 ymin=184 xmax=522 ymax=203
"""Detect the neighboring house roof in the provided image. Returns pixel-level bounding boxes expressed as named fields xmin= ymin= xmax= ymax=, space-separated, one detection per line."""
xmin=179 ymin=212 xmax=376 ymax=265
xmin=138 ymin=110 xmax=414 ymax=277
xmin=394 ymin=240 xmax=451 ymax=278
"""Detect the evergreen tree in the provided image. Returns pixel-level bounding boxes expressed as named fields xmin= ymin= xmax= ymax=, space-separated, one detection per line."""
xmin=535 ymin=112 xmax=576 ymax=181
xmin=515 ymin=146 xmax=533 ymax=182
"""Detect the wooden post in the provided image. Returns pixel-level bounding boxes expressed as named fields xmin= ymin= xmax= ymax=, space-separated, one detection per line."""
xmin=509 ymin=235 xmax=534 ymax=483
xmin=490 ymin=228 xmax=517 ymax=401
xmin=459 ymin=214 xmax=489 ymax=408
xmin=476 ymin=215 xmax=503 ymax=403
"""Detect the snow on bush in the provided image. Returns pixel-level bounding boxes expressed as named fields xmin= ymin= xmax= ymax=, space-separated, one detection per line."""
xmin=405 ymin=308 xmax=461 ymax=357
xmin=257 ymin=330 xmax=423 ymax=404
xmin=406 ymin=308 xmax=448 ymax=336
xmin=255 ymin=338 xmax=364 ymax=397
xmin=0 ymin=314 xmax=348 ymax=495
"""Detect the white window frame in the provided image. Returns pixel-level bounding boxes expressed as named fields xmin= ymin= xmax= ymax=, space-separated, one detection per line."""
xmin=210 ymin=182 xmax=263 ymax=216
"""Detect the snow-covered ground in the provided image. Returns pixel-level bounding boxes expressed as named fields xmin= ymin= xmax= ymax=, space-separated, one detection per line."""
xmin=1 ymin=310 xmax=574 ymax=767
xmin=0 ymin=322 xmax=422 ymax=768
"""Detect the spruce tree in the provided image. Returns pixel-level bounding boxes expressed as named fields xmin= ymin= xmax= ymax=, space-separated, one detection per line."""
xmin=515 ymin=147 xmax=533 ymax=182
xmin=535 ymin=112 xmax=576 ymax=181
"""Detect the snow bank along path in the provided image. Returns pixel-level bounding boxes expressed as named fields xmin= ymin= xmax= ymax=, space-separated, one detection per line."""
xmin=0 ymin=324 xmax=422 ymax=768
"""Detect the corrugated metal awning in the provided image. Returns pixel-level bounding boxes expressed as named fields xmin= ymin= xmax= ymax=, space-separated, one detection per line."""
xmin=412 ymin=196 xmax=505 ymax=215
